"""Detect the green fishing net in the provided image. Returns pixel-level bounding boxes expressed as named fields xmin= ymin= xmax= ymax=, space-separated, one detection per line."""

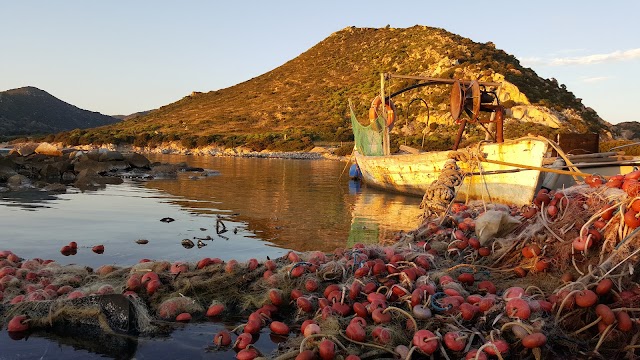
xmin=350 ymin=106 xmax=384 ymax=156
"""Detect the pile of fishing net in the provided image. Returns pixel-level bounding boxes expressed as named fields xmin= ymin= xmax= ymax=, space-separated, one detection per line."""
xmin=3 ymin=172 xmax=640 ymax=359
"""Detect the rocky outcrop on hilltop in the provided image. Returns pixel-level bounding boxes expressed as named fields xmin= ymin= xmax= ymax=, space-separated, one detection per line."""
xmin=50 ymin=26 xmax=610 ymax=153
xmin=612 ymin=121 xmax=640 ymax=140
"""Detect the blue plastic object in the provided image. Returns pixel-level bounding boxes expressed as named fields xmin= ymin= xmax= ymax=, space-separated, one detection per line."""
xmin=348 ymin=163 xmax=362 ymax=180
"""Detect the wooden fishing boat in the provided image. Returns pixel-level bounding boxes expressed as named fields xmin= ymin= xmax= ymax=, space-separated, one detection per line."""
xmin=351 ymin=74 xmax=640 ymax=206
xmin=354 ymin=138 xmax=548 ymax=206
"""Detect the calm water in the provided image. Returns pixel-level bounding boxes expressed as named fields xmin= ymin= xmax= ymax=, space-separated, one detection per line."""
xmin=0 ymin=155 xmax=422 ymax=359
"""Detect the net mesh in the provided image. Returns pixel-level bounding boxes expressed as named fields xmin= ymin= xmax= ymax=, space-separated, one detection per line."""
xmin=350 ymin=105 xmax=384 ymax=156
xmin=4 ymin=180 xmax=640 ymax=358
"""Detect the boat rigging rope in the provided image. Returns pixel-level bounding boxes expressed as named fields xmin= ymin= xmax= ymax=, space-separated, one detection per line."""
xmin=420 ymin=150 xmax=471 ymax=218
xmin=420 ymin=136 xmax=581 ymax=219
xmin=391 ymin=82 xmax=579 ymax=218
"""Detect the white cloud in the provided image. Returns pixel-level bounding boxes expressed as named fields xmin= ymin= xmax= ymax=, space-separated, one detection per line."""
xmin=581 ymin=76 xmax=611 ymax=83
xmin=520 ymin=57 xmax=545 ymax=67
xmin=554 ymin=48 xmax=587 ymax=55
xmin=550 ymin=48 xmax=640 ymax=65
xmin=521 ymin=48 xmax=640 ymax=67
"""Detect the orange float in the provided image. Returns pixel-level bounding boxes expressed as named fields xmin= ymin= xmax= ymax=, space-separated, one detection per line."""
xmin=369 ymin=95 xmax=396 ymax=128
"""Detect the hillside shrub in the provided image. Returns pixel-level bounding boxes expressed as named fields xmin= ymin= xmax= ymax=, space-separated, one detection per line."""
xmin=134 ymin=133 xmax=151 ymax=147
xmin=67 ymin=134 xmax=81 ymax=146
xmin=180 ymin=136 xmax=197 ymax=149
xmin=195 ymin=136 xmax=211 ymax=148
xmin=6 ymin=26 xmax=607 ymax=148
xmin=334 ymin=143 xmax=354 ymax=156
xmin=601 ymin=140 xmax=640 ymax=156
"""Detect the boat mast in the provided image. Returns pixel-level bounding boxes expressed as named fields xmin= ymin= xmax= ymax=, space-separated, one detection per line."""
xmin=381 ymin=73 xmax=390 ymax=155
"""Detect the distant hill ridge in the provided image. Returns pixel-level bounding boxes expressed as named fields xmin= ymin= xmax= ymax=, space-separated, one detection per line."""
xmin=112 ymin=110 xmax=152 ymax=121
xmin=39 ymin=26 xmax=615 ymax=151
xmin=0 ymin=86 xmax=119 ymax=137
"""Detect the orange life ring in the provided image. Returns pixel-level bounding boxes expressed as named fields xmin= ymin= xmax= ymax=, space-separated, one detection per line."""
xmin=369 ymin=96 xmax=396 ymax=128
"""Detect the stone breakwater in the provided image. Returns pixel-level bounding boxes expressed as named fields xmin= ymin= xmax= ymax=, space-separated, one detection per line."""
xmin=2 ymin=141 xmax=348 ymax=161
xmin=231 ymin=151 xmax=324 ymax=160
xmin=0 ymin=142 xmax=213 ymax=193
xmin=150 ymin=144 xmax=344 ymax=160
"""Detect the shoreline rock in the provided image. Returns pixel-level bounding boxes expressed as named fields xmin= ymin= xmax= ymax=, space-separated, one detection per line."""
xmin=4 ymin=141 xmax=351 ymax=161
xmin=0 ymin=142 xmax=215 ymax=193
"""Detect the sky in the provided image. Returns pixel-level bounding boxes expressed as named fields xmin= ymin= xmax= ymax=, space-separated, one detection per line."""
xmin=1 ymin=1 xmax=638 ymax=124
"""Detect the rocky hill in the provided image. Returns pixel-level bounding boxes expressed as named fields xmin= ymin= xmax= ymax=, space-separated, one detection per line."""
xmin=612 ymin=122 xmax=640 ymax=140
xmin=0 ymin=87 xmax=119 ymax=138
xmin=111 ymin=110 xmax=152 ymax=121
xmin=49 ymin=26 xmax=611 ymax=152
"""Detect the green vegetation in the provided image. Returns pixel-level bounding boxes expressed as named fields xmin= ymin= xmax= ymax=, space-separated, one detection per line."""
xmin=9 ymin=26 xmax=611 ymax=151
xmin=333 ymin=143 xmax=355 ymax=157
xmin=601 ymin=140 xmax=640 ymax=156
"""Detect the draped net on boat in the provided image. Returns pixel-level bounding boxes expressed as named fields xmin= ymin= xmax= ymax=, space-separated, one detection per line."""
xmin=350 ymin=105 xmax=384 ymax=156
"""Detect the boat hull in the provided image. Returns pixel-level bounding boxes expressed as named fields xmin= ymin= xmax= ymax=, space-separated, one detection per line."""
xmin=354 ymin=139 xmax=548 ymax=206
xmin=550 ymin=161 xmax=640 ymax=190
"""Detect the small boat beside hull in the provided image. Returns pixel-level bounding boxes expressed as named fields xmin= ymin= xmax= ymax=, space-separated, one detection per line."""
xmin=546 ymin=161 xmax=640 ymax=190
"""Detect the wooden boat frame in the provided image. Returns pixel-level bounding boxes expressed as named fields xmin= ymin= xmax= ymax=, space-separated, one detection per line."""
xmin=353 ymin=74 xmax=640 ymax=206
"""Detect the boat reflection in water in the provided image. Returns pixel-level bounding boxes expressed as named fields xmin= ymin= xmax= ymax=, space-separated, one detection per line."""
xmin=144 ymin=155 xmax=423 ymax=254
xmin=346 ymin=180 xmax=423 ymax=247
xmin=0 ymin=155 xmax=424 ymax=360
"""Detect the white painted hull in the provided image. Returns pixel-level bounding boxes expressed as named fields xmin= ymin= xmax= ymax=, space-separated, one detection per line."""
xmin=354 ymin=139 xmax=549 ymax=206
xmin=548 ymin=161 xmax=640 ymax=190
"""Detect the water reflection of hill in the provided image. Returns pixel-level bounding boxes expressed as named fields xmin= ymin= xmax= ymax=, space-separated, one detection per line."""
xmin=145 ymin=156 xmax=358 ymax=252
xmin=0 ymin=189 xmax=67 ymax=210
xmin=145 ymin=155 xmax=422 ymax=253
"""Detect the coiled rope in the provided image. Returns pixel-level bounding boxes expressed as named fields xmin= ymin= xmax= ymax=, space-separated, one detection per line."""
xmin=420 ymin=150 xmax=472 ymax=218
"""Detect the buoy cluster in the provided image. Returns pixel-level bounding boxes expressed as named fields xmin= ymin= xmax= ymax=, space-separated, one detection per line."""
xmin=59 ymin=241 xmax=105 ymax=256
xmin=3 ymin=172 xmax=640 ymax=359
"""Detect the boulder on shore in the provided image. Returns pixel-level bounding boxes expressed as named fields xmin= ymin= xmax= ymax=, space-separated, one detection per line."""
xmin=39 ymin=164 xmax=61 ymax=181
xmin=35 ymin=142 xmax=63 ymax=157
xmin=124 ymin=153 xmax=151 ymax=168
xmin=11 ymin=143 xmax=39 ymax=157
xmin=99 ymin=150 xmax=124 ymax=162
xmin=0 ymin=166 xmax=18 ymax=182
xmin=75 ymin=168 xmax=100 ymax=184
xmin=7 ymin=174 xmax=31 ymax=189
xmin=43 ymin=183 xmax=67 ymax=193
xmin=73 ymin=159 xmax=111 ymax=174
xmin=1 ymin=143 xmax=202 ymax=193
